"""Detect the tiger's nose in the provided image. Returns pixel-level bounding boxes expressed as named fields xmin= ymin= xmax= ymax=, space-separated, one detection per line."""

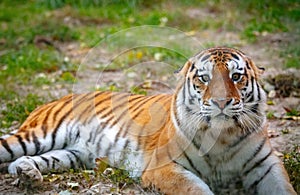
xmin=211 ymin=98 xmax=233 ymax=109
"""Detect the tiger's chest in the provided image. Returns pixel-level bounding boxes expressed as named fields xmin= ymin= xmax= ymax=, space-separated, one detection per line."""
xmin=175 ymin=126 xmax=254 ymax=188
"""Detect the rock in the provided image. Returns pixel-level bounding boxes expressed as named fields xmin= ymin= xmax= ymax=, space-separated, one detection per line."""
xmin=264 ymin=82 xmax=275 ymax=92
xmin=268 ymin=90 xmax=277 ymax=98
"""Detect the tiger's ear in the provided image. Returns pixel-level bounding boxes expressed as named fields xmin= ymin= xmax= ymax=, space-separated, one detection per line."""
xmin=254 ymin=66 xmax=265 ymax=79
xmin=248 ymin=58 xmax=265 ymax=78
xmin=174 ymin=60 xmax=193 ymax=76
xmin=257 ymin=66 xmax=265 ymax=75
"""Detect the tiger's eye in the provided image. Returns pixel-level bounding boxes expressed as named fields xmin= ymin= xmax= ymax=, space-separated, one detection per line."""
xmin=232 ymin=73 xmax=242 ymax=82
xmin=200 ymin=74 xmax=210 ymax=83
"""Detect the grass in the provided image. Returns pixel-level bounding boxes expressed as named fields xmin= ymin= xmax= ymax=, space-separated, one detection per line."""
xmin=281 ymin=41 xmax=300 ymax=69
xmin=0 ymin=46 xmax=61 ymax=82
xmin=283 ymin=145 xmax=300 ymax=193
xmin=0 ymin=92 xmax=44 ymax=131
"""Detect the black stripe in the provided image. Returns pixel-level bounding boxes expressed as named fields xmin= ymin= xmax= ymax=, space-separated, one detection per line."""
xmin=191 ymin=138 xmax=201 ymax=149
xmin=244 ymin=78 xmax=249 ymax=88
xmin=93 ymin=106 xmax=111 ymax=120
xmin=74 ymin=91 xmax=105 ymax=121
xmin=41 ymin=103 xmax=57 ymax=138
xmin=187 ymin=78 xmax=192 ymax=98
xmin=32 ymin=131 xmax=41 ymax=155
xmin=41 ymin=125 xmax=47 ymax=139
xmin=202 ymin=154 xmax=212 ymax=169
xmin=243 ymin=149 xmax=273 ymax=176
xmin=91 ymin=126 xmax=100 ymax=144
xmin=255 ymin=81 xmax=261 ymax=101
xmin=50 ymin=104 xmax=73 ymax=150
xmin=118 ymin=139 xmax=130 ymax=163
xmin=94 ymin=92 xmax=113 ymax=108
xmin=182 ymin=80 xmax=186 ymax=102
xmin=113 ymin=126 xmax=124 ymax=144
xmin=52 ymin=95 xmax=75 ymax=123
xmin=96 ymin=134 xmax=106 ymax=156
xmin=88 ymin=119 xmax=101 ymax=145
xmin=95 ymin=93 xmax=131 ymax=119
xmin=119 ymin=96 xmax=165 ymax=140
xmin=250 ymin=103 xmax=259 ymax=114
xmin=182 ymin=151 xmax=203 ymax=177
xmin=67 ymin=154 xmax=75 ymax=169
xmin=172 ymin=160 xmax=193 ymax=174
xmin=103 ymin=143 xmax=112 ymax=156
xmin=75 ymin=130 xmax=80 ymax=141
xmin=123 ymin=139 xmax=130 ymax=150
xmin=242 ymin=138 xmax=266 ymax=169
xmin=107 ymin=95 xmax=142 ymax=128
xmin=50 ymin=94 xmax=89 ymax=150
xmin=15 ymin=134 xmax=27 ymax=155
xmin=249 ymin=163 xmax=277 ymax=189
xmin=190 ymin=62 xmax=195 ymax=71
xmin=231 ymin=53 xmax=240 ymax=61
xmin=245 ymin=61 xmax=250 ymax=69
xmin=40 ymin=156 xmax=49 ymax=167
xmin=67 ymin=150 xmax=84 ymax=168
xmin=129 ymin=95 xmax=158 ymax=114
xmin=201 ymin=54 xmax=211 ymax=62
xmin=0 ymin=139 xmax=14 ymax=159
xmin=246 ymin=93 xmax=254 ymax=103
xmin=51 ymin=156 xmax=60 ymax=169
xmin=103 ymin=115 xmax=114 ymax=125
xmin=33 ymin=160 xmax=40 ymax=171
xmin=251 ymin=77 xmax=255 ymax=96
xmin=62 ymin=139 xmax=68 ymax=149
xmin=115 ymin=96 xmax=161 ymax=139
xmin=25 ymin=131 xmax=30 ymax=142
xmin=87 ymin=129 xmax=94 ymax=143
xmin=229 ymin=131 xmax=251 ymax=148
xmin=85 ymin=95 xmax=114 ymax=121
xmin=112 ymin=95 xmax=146 ymax=126
xmin=52 ymin=156 xmax=60 ymax=162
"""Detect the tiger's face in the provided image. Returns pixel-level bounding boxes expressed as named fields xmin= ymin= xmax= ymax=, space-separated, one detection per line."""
xmin=177 ymin=47 xmax=266 ymax=133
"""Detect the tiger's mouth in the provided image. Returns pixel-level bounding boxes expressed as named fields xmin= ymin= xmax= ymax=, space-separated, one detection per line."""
xmin=214 ymin=113 xmax=230 ymax=120
xmin=204 ymin=112 xmax=238 ymax=124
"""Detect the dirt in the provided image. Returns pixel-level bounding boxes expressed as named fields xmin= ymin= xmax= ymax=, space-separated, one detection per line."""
xmin=0 ymin=27 xmax=299 ymax=194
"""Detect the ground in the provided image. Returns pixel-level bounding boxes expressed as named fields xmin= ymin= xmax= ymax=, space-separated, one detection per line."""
xmin=0 ymin=1 xmax=299 ymax=194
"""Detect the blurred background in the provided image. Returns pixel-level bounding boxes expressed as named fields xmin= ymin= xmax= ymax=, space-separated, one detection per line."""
xmin=0 ymin=0 xmax=299 ymax=194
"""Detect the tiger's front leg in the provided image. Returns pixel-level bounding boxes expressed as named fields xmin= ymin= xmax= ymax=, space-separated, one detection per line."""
xmin=8 ymin=148 xmax=93 ymax=185
xmin=142 ymin=162 xmax=213 ymax=195
xmin=243 ymin=152 xmax=296 ymax=195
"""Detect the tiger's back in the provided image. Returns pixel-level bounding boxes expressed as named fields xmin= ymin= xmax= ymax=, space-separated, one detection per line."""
xmin=0 ymin=47 xmax=296 ymax=194
xmin=1 ymin=92 xmax=174 ymax=176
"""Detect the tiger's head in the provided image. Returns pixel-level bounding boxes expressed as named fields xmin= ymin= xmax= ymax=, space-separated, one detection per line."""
xmin=174 ymin=47 xmax=266 ymax=134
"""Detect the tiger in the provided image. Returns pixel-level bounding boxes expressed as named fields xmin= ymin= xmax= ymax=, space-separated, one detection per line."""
xmin=0 ymin=47 xmax=296 ymax=194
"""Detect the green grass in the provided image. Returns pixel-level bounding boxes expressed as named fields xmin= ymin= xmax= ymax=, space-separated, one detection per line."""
xmin=0 ymin=92 xmax=44 ymax=131
xmin=231 ymin=0 xmax=299 ymax=40
xmin=0 ymin=46 xmax=61 ymax=81
xmin=281 ymin=42 xmax=300 ymax=69
xmin=283 ymin=145 xmax=300 ymax=193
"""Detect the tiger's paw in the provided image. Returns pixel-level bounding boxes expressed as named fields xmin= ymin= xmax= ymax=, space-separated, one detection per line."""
xmin=8 ymin=157 xmax=43 ymax=188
